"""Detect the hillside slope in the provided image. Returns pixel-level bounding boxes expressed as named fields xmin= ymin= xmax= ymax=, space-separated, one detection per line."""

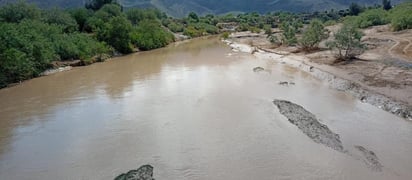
xmin=0 ymin=0 xmax=405 ymax=17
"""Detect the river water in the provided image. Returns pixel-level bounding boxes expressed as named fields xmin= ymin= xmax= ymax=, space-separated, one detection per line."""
xmin=0 ymin=37 xmax=411 ymax=180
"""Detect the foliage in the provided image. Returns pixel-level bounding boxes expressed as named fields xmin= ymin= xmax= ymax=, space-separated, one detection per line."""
xmin=167 ymin=22 xmax=184 ymax=33
xmin=69 ymin=8 xmax=94 ymax=31
xmin=53 ymin=33 xmax=110 ymax=60
xmin=85 ymin=0 xmax=118 ymax=11
xmin=126 ymin=8 xmax=163 ymax=25
xmin=131 ymin=20 xmax=174 ymax=50
xmin=389 ymin=2 xmax=412 ymax=31
xmin=0 ymin=20 xmax=57 ymax=86
xmin=349 ymin=3 xmax=364 ymax=16
xmin=86 ymin=4 xmax=123 ymax=32
xmin=280 ymin=22 xmax=298 ymax=46
xmin=0 ymin=0 xmax=41 ymax=23
xmin=188 ymin=12 xmax=199 ymax=23
xmin=268 ymin=35 xmax=280 ymax=46
xmin=264 ymin=25 xmax=272 ymax=36
xmin=326 ymin=24 xmax=365 ymax=61
xmin=41 ymin=8 xmax=78 ymax=32
xmin=221 ymin=32 xmax=230 ymax=39
xmin=183 ymin=26 xmax=204 ymax=37
xmin=98 ymin=16 xmax=133 ymax=54
xmin=344 ymin=9 xmax=389 ymax=29
xmin=299 ymin=19 xmax=328 ymax=51
xmin=382 ymin=0 xmax=392 ymax=11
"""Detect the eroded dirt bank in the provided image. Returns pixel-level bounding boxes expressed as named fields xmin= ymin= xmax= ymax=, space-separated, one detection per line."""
xmin=224 ymin=27 xmax=412 ymax=120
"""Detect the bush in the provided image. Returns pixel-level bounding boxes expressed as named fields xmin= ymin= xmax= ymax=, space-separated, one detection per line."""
xmin=0 ymin=20 xmax=59 ymax=85
xmin=299 ymin=19 xmax=328 ymax=51
xmin=126 ymin=8 xmax=160 ymax=25
xmin=183 ymin=26 xmax=203 ymax=38
xmin=41 ymin=8 xmax=79 ymax=33
xmin=280 ymin=22 xmax=298 ymax=46
xmin=326 ymin=24 xmax=365 ymax=61
xmin=69 ymin=8 xmax=94 ymax=32
xmin=0 ymin=1 xmax=41 ymax=23
xmin=99 ymin=16 xmax=133 ymax=54
xmin=53 ymin=33 xmax=110 ymax=60
xmin=85 ymin=0 xmax=118 ymax=11
xmin=167 ymin=22 xmax=184 ymax=33
xmin=389 ymin=2 xmax=412 ymax=31
xmin=221 ymin=32 xmax=230 ymax=39
xmin=131 ymin=20 xmax=175 ymax=50
xmin=345 ymin=9 xmax=389 ymax=29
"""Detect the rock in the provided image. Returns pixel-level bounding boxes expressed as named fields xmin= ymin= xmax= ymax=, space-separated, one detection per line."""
xmin=40 ymin=66 xmax=73 ymax=76
xmin=354 ymin=146 xmax=383 ymax=172
xmin=51 ymin=60 xmax=82 ymax=68
xmin=309 ymin=66 xmax=314 ymax=72
xmin=278 ymin=81 xmax=289 ymax=85
xmin=114 ymin=165 xmax=154 ymax=180
xmin=253 ymin=67 xmax=265 ymax=72
xmin=360 ymin=96 xmax=367 ymax=103
xmin=273 ymin=100 xmax=344 ymax=152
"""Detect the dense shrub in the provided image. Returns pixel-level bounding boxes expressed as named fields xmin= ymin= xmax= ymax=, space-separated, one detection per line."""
xmin=69 ymin=8 xmax=94 ymax=31
xmin=98 ymin=16 xmax=134 ymax=54
xmin=53 ymin=33 xmax=110 ymax=60
xmin=183 ymin=26 xmax=203 ymax=38
xmin=41 ymin=8 xmax=78 ymax=32
xmin=299 ymin=19 xmax=328 ymax=51
xmin=344 ymin=9 xmax=389 ymax=28
xmin=326 ymin=24 xmax=365 ymax=61
xmin=0 ymin=20 xmax=58 ymax=85
xmin=126 ymin=8 xmax=161 ymax=25
xmin=131 ymin=20 xmax=175 ymax=50
xmin=167 ymin=22 xmax=184 ymax=33
xmin=389 ymin=2 xmax=412 ymax=31
xmin=280 ymin=22 xmax=298 ymax=46
xmin=0 ymin=1 xmax=41 ymax=23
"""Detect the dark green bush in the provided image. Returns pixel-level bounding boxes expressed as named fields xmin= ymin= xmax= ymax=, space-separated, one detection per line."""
xmin=344 ymin=9 xmax=389 ymax=28
xmin=389 ymin=2 xmax=412 ymax=31
xmin=131 ymin=20 xmax=175 ymax=50
xmin=41 ymin=8 xmax=78 ymax=32
xmin=0 ymin=1 xmax=41 ymax=23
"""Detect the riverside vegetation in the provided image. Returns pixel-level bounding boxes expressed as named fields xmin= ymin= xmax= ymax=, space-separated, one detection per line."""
xmin=1 ymin=0 xmax=411 ymax=88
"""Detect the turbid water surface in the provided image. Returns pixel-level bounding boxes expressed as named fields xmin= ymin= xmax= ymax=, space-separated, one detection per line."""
xmin=0 ymin=37 xmax=411 ymax=180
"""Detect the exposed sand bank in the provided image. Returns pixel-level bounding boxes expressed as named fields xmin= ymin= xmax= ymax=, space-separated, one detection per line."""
xmin=223 ymin=29 xmax=412 ymax=120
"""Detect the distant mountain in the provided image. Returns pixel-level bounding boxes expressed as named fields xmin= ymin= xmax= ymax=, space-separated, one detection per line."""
xmin=0 ymin=0 xmax=405 ymax=17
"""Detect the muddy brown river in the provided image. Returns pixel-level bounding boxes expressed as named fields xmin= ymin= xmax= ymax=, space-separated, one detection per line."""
xmin=0 ymin=37 xmax=412 ymax=180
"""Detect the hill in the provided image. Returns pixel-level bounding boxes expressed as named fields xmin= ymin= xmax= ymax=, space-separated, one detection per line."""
xmin=0 ymin=0 xmax=405 ymax=17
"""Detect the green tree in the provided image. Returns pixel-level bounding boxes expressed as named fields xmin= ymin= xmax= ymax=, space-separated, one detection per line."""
xmin=389 ymin=2 xmax=412 ymax=31
xmin=86 ymin=4 xmax=122 ymax=32
xmin=326 ymin=24 xmax=365 ymax=61
xmin=99 ymin=16 xmax=133 ymax=54
xmin=299 ymin=19 xmax=328 ymax=51
xmin=41 ymin=8 xmax=78 ymax=33
xmin=131 ymin=20 xmax=174 ymax=50
xmin=0 ymin=1 xmax=41 ymax=23
xmin=85 ymin=0 xmax=119 ymax=11
xmin=383 ymin=0 xmax=392 ymax=11
xmin=126 ymin=8 xmax=159 ymax=25
xmin=349 ymin=3 xmax=363 ymax=16
xmin=188 ymin=12 xmax=199 ymax=23
xmin=69 ymin=8 xmax=94 ymax=31
xmin=280 ymin=22 xmax=298 ymax=46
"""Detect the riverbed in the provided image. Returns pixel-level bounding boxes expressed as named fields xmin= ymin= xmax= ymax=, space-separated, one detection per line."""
xmin=0 ymin=37 xmax=411 ymax=180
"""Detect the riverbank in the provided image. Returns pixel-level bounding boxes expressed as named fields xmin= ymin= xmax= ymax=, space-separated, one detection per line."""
xmin=223 ymin=30 xmax=412 ymax=120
